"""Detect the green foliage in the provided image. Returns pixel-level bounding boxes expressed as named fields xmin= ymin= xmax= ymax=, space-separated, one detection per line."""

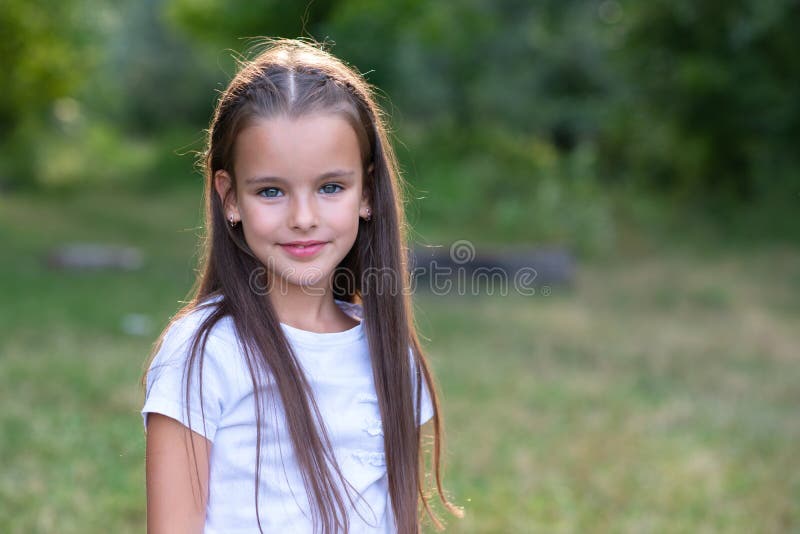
xmin=2 ymin=0 xmax=799 ymax=245
xmin=97 ymin=0 xmax=220 ymax=134
xmin=164 ymin=0 xmax=337 ymax=50
xmin=401 ymin=123 xmax=616 ymax=257
xmin=0 ymin=1 xmax=100 ymax=137
xmin=0 ymin=115 xmax=202 ymax=191
xmin=0 ymin=1 xmax=104 ymax=189
xmin=322 ymin=0 xmax=616 ymax=133
xmin=608 ymin=0 xmax=800 ymax=202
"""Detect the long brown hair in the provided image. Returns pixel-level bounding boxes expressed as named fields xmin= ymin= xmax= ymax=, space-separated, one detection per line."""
xmin=141 ymin=38 xmax=461 ymax=533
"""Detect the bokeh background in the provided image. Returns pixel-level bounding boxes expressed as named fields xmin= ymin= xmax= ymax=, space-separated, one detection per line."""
xmin=1 ymin=1 xmax=799 ymax=532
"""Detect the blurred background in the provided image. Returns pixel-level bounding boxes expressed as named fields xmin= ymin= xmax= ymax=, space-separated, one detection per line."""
xmin=1 ymin=0 xmax=798 ymax=532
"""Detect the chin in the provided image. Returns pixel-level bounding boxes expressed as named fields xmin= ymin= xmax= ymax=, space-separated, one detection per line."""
xmin=286 ymin=271 xmax=330 ymax=289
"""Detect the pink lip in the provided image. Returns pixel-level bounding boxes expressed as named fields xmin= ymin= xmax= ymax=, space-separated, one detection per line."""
xmin=280 ymin=241 xmax=327 ymax=258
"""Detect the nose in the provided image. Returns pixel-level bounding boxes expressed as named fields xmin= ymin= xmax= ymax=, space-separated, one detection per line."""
xmin=288 ymin=192 xmax=319 ymax=231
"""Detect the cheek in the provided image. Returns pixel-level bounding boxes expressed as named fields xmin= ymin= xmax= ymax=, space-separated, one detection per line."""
xmin=324 ymin=197 xmax=360 ymax=227
xmin=240 ymin=209 xmax=280 ymax=241
xmin=341 ymin=206 xmax=363 ymax=235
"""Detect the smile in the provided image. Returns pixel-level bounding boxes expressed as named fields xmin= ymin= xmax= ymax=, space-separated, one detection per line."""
xmin=280 ymin=242 xmax=327 ymax=258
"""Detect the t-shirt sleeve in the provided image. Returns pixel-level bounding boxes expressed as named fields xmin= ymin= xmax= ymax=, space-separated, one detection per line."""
xmin=141 ymin=315 xmax=226 ymax=442
xmin=418 ymin=371 xmax=435 ymax=426
xmin=409 ymin=346 xmax=435 ymax=426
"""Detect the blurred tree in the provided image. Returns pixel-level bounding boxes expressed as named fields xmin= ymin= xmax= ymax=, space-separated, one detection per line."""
xmin=0 ymin=1 xmax=102 ymax=188
xmin=3 ymin=0 xmax=797 ymax=239
xmin=164 ymin=0 xmax=337 ymax=52
xmin=96 ymin=0 xmax=218 ymax=133
xmin=0 ymin=1 xmax=99 ymax=137
xmin=323 ymin=0 xmax=615 ymax=138
xmin=609 ymin=0 xmax=800 ymax=202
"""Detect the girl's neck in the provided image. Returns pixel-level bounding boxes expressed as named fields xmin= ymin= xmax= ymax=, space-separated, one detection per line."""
xmin=267 ymin=284 xmax=358 ymax=334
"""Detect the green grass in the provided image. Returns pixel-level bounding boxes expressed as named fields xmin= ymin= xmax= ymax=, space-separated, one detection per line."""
xmin=416 ymin=248 xmax=800 ymax=533
xmin=1 ymin=187 xmax=798 ymax=533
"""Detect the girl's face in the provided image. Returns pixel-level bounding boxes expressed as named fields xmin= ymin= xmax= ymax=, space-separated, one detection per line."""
xmin=214 ymin=114 xmax=371 ymax=291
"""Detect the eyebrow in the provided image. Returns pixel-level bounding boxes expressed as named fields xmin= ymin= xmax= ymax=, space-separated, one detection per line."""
xmin=244 ymin=169 xmax=355 ymax=185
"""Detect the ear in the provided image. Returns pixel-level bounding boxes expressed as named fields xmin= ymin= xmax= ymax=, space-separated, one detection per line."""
xmin=359 ymin=195 xmax=372 ymax=218
xmin=361 ymin=162 xmax=374 ymax=202
xmin=359 ymin=163 xmax=373 ymax=218
xmin=214 ymin=170 xmax=240 ymax=223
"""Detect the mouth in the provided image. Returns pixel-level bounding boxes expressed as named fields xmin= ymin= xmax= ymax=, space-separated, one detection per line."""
xmin=279 ymin=241 xmax=328 ymax=258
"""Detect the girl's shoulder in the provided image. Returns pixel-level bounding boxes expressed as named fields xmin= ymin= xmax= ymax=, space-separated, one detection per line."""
xmin=156 ymin=293 xmax=233 ymax=361
xmin=160 ymin=294 xmax=363 ymax=357
xmin=172 ymin=292 xmax=225 ymax=330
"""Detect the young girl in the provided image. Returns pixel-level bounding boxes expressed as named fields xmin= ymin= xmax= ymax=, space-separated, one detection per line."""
xmin=141 ymin=38 xmax=462 ymax=533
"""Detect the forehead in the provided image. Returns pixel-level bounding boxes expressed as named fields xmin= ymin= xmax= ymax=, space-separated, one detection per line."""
xmin=233 ymin=114 xmax=362 ymax=181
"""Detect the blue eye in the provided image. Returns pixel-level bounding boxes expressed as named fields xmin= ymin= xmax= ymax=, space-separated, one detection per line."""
xmin=320 ymin=183 xmax=343 ymax=194
xmin=258 ymin=187 xmax=282 ymax=198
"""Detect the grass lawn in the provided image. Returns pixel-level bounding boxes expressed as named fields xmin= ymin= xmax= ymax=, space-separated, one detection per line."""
xmin=0 ymin=187 xmax=798 ymax=533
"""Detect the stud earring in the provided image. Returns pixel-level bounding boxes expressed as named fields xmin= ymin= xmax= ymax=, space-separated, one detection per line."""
xmin=228 ymin=215 xmax=238 ymax=228
xmin=364 ymin=208 xmax=372 ymax=222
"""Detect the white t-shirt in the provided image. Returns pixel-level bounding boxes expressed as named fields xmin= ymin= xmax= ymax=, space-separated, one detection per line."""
xmin=141 ymin=295 xmax=434 ymax=533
